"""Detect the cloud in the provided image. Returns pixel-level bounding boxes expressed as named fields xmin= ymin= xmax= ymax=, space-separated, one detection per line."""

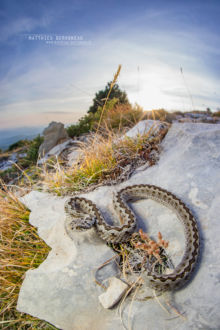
xmin=1 ymin=2 xmax=220 ymax=129
xmin=0 ymin=17 xmax=47 ymax=42
xmin=42 ymin=111 xmax=73 ymax=114
xmin=0 ymin=111 xmax=80 ymax=129
xmin=163 ymin=87 xmax=220 ymax=103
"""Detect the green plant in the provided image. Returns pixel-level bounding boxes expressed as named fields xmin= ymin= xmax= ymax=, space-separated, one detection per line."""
xmin=0 ymin=167 xmax=19 ymax=183
xmin=8 ymin=139 xmax=30 ymax=151
xmin=42 ymin=121 xmax=169 ymax=196
xmin=66 ymin=99 xmax=121 ymax=138
xmin=88 ymin=81 xmax=129 ymax=114
xmin=67 ymin=112 xmax=94 ymax=137
xmin=100 ymin=102 xmax=143 ymax=131
xmin=26 ymin=135 xmax=43 ymax=162
xmin=67 ymin=65 xmax=126 ymax=138
xmin=67 ymin=99 xmax=144 ymax=138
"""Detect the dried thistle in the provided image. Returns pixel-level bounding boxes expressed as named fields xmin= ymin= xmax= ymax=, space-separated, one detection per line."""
xmin=131 ymin=229 xmax=169 ymax=266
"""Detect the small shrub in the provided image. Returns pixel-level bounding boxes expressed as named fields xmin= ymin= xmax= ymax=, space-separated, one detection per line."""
xmin=67 ymin=112 xmax=94 ymax=137
xmin=100 ymin=102 xmax=143 ymax=131
xmin=88 ymin=81 xmax=129 ymax=114
xmin=67 ymin=99 xmax=144 ymax=138
xmin=0 ymin=164 xmax=22 ymax=184
xmin=8 ymin=139 xmax=30 ymax=151
xmin=213 ymin=110 xmax=220 ymax=117
xmin=15 ymin=135 xmax=44 ymax=168
xmin=26 ymin=135 xmax=43 ymax=163
xmin=67 ymin=67 xmax=130 ymax=138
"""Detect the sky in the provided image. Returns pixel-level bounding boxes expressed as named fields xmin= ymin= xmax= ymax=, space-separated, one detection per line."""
xmin=0 ymin=0 xmax=220 ymax=130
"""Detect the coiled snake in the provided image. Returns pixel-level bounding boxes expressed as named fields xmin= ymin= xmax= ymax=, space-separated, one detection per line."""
xmin=65 ymin=184 xmax=200 ymax=291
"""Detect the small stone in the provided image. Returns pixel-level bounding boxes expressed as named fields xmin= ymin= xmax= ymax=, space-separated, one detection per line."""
xmin=98 ymin=277 xmax=129 ymax=309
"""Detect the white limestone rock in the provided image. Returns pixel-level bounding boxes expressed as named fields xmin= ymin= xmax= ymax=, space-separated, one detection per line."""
xmin=0 ymin=152 xmax=17 ymax=170
xmin=67 ymin=147 xmax=81 ymax=166
xmin=38 ymin=139 xmax=76 ymax=164
xmin=125 ymin=119 xmax=168 ymax=138
xmin=98 ymin=277 xmax=129 ymax=309
xmin=17 ymin=122 xmax=220 ymax=330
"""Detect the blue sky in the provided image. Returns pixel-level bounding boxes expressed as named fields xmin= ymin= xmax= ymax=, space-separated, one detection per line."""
xmin=0 ymin=0 xmax=220 ymax=129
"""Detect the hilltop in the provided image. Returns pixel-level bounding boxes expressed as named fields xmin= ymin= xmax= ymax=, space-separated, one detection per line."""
xmin=0 ymin=75 xmax=220 ymax=329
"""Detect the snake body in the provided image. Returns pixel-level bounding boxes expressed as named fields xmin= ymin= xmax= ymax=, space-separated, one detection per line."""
xmin=65 ymin=184 xmax=200 ymax=291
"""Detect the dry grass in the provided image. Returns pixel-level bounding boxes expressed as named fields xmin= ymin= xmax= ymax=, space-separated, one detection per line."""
xmin=40 ymin=122 xmax=168 ymax=196
xmin=108 ymin=229 xmax=172 ymax=285
xmin=0 ymin=180 xmax=54 ymax=329
xmin=0 ymin=65 xmax=171 ymax=328
xmin=40 ymin=133 xmax=117 ymax=195
xmin=40 ymin=75 xmax=169 ymax=195
xmin=143 ymin=108 xmax=178 ymax=123
xmin=106 ymin=229 xmax=173 ymax=330
xmin=95 ymin=64 xmax=122 ymax=136
xmin=100 ymin=102 xmax=144 ymax=132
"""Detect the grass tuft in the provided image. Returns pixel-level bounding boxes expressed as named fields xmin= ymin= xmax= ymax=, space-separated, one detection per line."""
xmin=40 ymin=122 xmax=168 ymax=195
xmin=0 ymin=180 xmax=53 ymax=329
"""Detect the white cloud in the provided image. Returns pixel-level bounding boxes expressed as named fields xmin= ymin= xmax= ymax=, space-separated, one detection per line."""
xmin=1 ymin=9 xmax=220 ymax=129
xmin=0 ymin=16 xmax=50 ymax=42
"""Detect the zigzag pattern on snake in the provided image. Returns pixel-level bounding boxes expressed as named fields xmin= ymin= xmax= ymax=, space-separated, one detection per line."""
xmin=64 ymin=184 xmax=200 ymax=291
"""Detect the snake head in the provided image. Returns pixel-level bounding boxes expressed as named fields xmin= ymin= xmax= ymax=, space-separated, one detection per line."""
xmin=65 ymin=197 xmax=95 ymax=232
xmin=65 ymin=198 xmax=83 ymax=216
xmin=70 ymin=215 xmax=95 ymax=231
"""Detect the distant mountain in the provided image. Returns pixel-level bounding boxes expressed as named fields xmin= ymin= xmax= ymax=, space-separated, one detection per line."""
xmin=0 ymin=126 xmax=44 ymax=150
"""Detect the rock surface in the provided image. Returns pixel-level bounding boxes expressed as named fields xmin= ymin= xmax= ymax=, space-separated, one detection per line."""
xmin=0 ymin=152 xmax=17 ymax=170
xmin=124 ymin=119 xmax=168 ymax=138
xmin=98 ymin=277 xmax=129 ymax=309
xmin=38 ymin=121 xmax=69 ymax=157
xmin=37 ymin=139 xmax=80 ymax=165
xmin=17 ymin=122 xmax=220 ymax=330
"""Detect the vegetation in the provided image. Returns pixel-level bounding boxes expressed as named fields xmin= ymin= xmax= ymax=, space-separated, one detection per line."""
xmin=8 ymin=139 xmax=30 ymax=152
xmin=213 ymin=110 xmax=220 ymax=117
xmin=4 ymin=63 xmax=217 ymax=327
xmin=24 ymin=135 xmax=44 ymax=164
xmin=0 ymin=181 xmax=53 ymax=329
xmin=67 ymin=76 xmax=132 ymax=137
xmin=0 ymin=166 xmax=20 ymax=183
xmin=67 ymin=99 xmax=144 ymax=138
xmin=41 ymin=124 xmax=168 ymax=196
xmin=143 ymin=108 xmax=182 ymax=123
xmin=108 ymin=228 xmax=170 ymax=282
xmin=88 ymin=81 xmax=129 ymax=114
xmin=0 ymin=135 xmax=44 ymax=185
xmin=66 ymin=111 xmax=94 ymax=137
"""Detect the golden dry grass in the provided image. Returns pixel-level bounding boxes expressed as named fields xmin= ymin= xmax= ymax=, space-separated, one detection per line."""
xmin=40 ymin=120 xmax=168 ymax=196
xmin=95 ymin=64 xmax=122 ymax=136
xmin=0 ymin=65 xmax=170 ymax=328
xmin=0 ymin=181 xmax=54 ymax=329
xmin=100 ymin=102 xmax=144 ymax=132
xmin=40 ymin=132 xmax=117 ymax=194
